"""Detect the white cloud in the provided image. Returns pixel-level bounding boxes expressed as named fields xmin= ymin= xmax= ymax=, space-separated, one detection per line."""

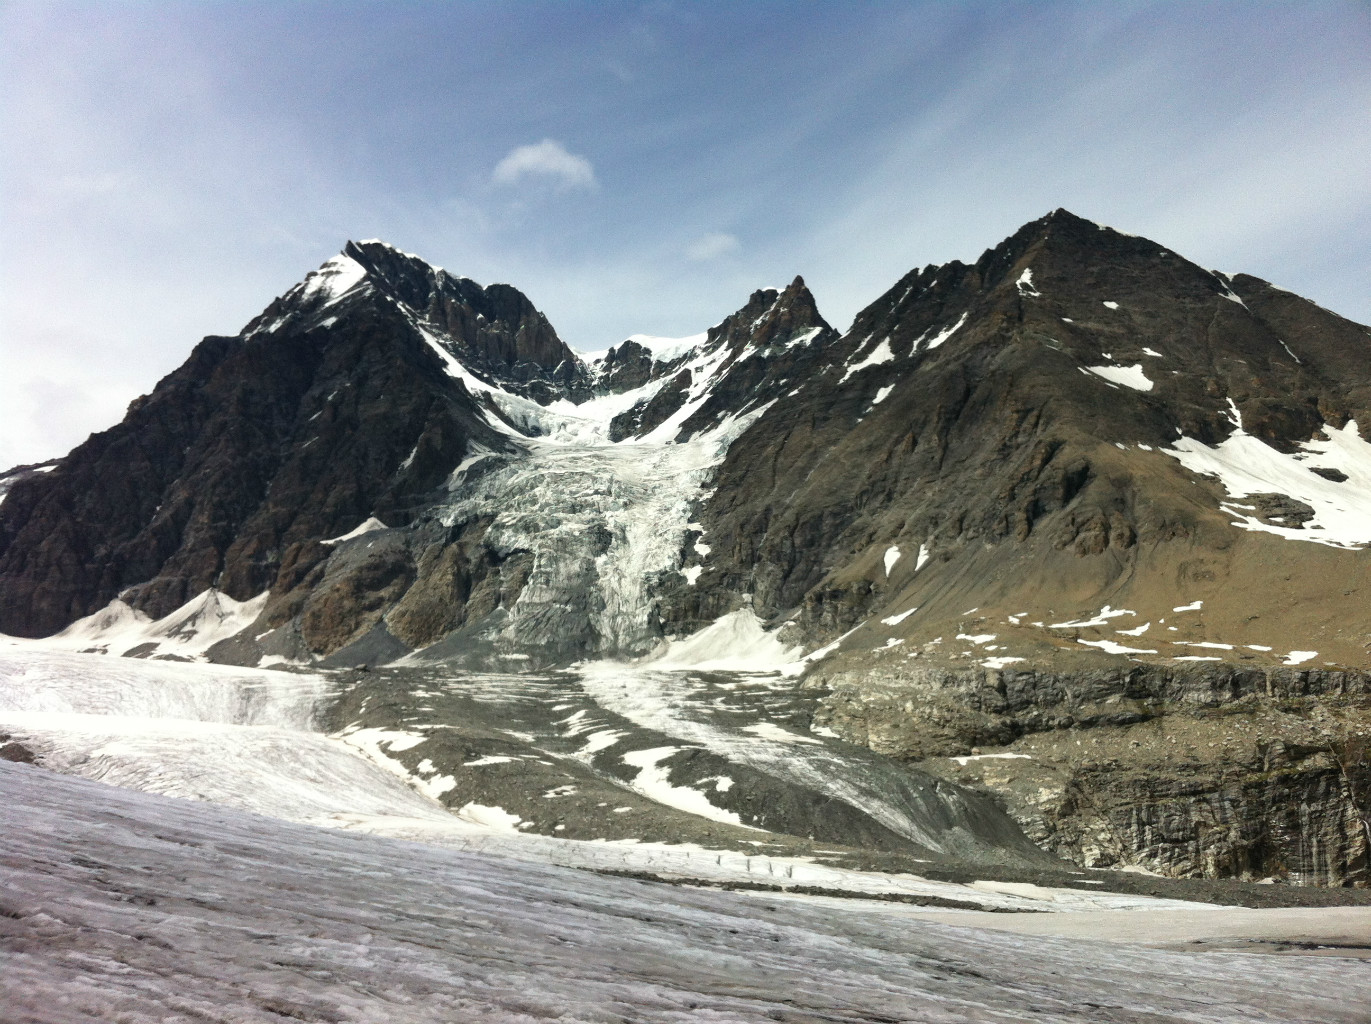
xmin=492 ymin=139 xmax=597 ymax=191
xmin=685 ymin=232 xmax=740 ymax=262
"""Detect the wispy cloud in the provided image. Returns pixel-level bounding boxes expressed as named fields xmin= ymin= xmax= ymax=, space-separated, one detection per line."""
xmin=685 ymin=232 xmax=740 ymax=262
xmin=492 ymin=140 xmax=597 ymax=191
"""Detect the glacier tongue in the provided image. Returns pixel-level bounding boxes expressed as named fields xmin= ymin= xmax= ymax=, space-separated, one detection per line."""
xmin=433 ymin=391 xmax=767 ymax=659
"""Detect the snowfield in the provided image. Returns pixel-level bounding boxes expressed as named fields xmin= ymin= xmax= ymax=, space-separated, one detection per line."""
xmin=1166 ymin=415 xmax=1371 ymax=548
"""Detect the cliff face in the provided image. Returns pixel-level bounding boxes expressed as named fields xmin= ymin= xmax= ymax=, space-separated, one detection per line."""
xmin=810 ymin=662 xmax=1371 ymax=884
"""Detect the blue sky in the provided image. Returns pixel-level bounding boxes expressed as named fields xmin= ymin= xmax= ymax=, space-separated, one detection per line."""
xmin=3 ymin=1 xmax=1369 ymax=467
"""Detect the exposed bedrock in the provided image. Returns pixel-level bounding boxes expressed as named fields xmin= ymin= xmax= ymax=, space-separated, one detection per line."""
xmin=808 ymin=662 xmax=1371 ymax=884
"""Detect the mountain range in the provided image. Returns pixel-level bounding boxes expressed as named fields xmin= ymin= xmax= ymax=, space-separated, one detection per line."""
xmin=2 ymin=209 xmax=1368 ymax=886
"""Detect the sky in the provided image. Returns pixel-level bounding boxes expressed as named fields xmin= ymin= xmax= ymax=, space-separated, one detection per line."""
xmin=3 ymin=1 xmax=1370 ymax=468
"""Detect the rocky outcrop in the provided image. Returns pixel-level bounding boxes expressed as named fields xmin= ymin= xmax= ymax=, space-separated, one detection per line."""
xmin=595 ymin=339 xmax=663 ymax=393
xmin=808 ymin=661 xmax=1371 ymax=884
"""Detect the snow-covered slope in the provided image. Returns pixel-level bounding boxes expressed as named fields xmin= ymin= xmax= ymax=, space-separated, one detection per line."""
xmin=45 ymin=588 xmax=268 ymax=660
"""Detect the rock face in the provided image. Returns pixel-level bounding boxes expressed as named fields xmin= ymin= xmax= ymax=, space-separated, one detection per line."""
xmin=3 ymin=211 xmax=1370 ymax=884
xmin=809 ymin=661 xmax=1371 ymax=884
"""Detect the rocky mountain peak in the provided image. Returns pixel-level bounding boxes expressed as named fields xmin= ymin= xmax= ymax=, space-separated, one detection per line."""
xmin=339 ymin=239 xmax=588 ymax=397
xmin=342 ymin=238 xmax=440 ymax=300
xmin=241 ymin=240 xmax=590 ymax=405
xmin=707 ymin=274 xmax=832 ymax=357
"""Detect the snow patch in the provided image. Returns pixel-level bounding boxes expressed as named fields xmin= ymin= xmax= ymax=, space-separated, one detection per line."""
xmin=578 ymin=730 xmax=625 ymax=756
xmin=784 ymin=326 xmax=824 ymax=350
xmin=455 ymin=802 xmax=522 ymax=831
xmin=1078 ymin=639 xmax=1157 ymax=655
xmin=1050 ymin=606 xmax=1135 ymax=629
xmin=742 ymin=723 xmax=822 ymax=746
xmin=952 ymin=752 xmax=1032 ymax=766
xmin=921 ymin=313 xmax=968 ymax=352
xmin=883 ymin=545 xmax=901 ymax=577
xmin=1085 ymin=364 xmax=1154 ymax=392
xmin=881 ymin=608 xmax=918 ymax=627
xmin=322 ymin=517 xmax=388 ymax=545
xmin=915 ymin=543 xmax=931 ymax=571
xmin=416 ymin=774 xmax=457 ymax=799
xmin=1165 ymin=420 xmax=1371 ymax=548
xmin=646 ymin=610 xmax=804 ymax=675
xmin=299 ymin=253 xmax=368 ymax=304
xmin=1016 ymin=268 xmax=1040 ymax=297
xmin=621 ymin=747 xmax=744 ymax=826
xmin=624 ymin=332 xmax=708 ymax=362
xmin=840 ymin=338 xmax=896 ymax=382
xmin=1283 ymin=650 xmax=1318 ymax=666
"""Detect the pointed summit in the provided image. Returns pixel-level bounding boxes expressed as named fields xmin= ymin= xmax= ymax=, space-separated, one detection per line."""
xmin=707 ymin=275 xmax=833 ymax=357
xmin=604 ymin=278 xmax=839 ymax=443
xmin=242 ymin=240 xmax=590 ymax=403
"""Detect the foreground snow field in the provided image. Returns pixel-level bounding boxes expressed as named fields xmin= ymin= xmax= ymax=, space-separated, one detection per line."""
xmin=3 ymin=646 xmax=1370 ymax=1020
xmin=5 ymin=761 xmax=1371 ymax=1024
xmin=0 ymin=648 xmax=1186 ymax=909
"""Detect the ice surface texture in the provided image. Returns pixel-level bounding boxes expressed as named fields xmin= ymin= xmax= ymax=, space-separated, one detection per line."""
xmin=5 ymin=761 xmax=1369 ymax=1024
